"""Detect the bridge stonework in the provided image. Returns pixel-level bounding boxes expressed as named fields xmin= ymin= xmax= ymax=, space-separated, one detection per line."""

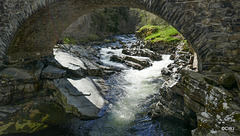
xmin=0 ymin=0 xmax=240 ymax=71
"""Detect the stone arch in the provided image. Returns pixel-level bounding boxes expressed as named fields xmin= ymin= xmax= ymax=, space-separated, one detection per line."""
xmin=1 ymin=0 xmax=239 ymax=72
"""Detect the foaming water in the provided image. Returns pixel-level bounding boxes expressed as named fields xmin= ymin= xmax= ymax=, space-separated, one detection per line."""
xmin=76 ymin=35 xmax=190 ymax=136
xmin=89 ymin=52 xmax=173 ymax=135
xmin=112 ymin=55 xmax=173 ymax=121
xmin=100 ymin=47 xmax=127 ymax=69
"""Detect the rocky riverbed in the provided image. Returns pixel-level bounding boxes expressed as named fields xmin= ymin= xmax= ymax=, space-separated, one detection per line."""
xmin=0 ymin=34 xmax=239 ymax=136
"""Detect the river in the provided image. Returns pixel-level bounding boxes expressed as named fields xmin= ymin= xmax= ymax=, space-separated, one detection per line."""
xmin=25 ymin=35 xmax=191 ymax=136
xmin=80 ymin=35 xmax=191 ymax=136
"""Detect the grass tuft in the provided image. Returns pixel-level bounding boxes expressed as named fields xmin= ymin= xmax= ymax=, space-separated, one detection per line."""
xmin=137 ymin=25 xmax=182 ymax=44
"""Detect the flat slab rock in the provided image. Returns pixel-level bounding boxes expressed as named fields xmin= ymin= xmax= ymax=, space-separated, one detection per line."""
xmin=53 ymin=49 xmax=87 ymax=70
xmin=53 ymin=77 xmax=107 ymax=118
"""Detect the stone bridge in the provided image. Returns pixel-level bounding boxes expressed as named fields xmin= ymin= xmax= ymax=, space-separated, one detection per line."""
xmin=0 ymin=0 xmax=240 ymax=71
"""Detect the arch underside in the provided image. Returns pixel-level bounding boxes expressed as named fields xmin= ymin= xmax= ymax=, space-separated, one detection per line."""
xmin=2 ymin=0 xmax=240 ymax=71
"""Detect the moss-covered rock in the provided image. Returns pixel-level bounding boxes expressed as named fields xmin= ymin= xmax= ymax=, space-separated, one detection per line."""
xmin=0 ymin=100 xmax=67 ymax=135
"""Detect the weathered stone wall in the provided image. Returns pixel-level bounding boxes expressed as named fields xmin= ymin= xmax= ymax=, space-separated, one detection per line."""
xmin=0 ymin=0 xmax=240 ymax=71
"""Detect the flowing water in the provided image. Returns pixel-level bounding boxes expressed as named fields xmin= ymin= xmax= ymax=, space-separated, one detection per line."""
xmin=85 ymin=35 xmax=191 ymax=136
xmin=22 ymin=35 xmax=191 ymax=136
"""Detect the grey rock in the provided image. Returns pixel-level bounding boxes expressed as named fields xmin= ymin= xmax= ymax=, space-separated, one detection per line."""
xmin=184 ymin=95 xmax=204 ymax=113
xmin=122 ymin=48 xmax=162 ymax=61
xmin=125 ymin=56 xmax=152 ymax=67
xmin=161 ymin=67 xmax=171 ymax=76
xmin=80 ymin=57 xmax=102 ymax=76
xmin=50 ymin=78 xmax=107 ymax=118
xmin=42 ymin=65 xmax=66 ymax=79
xmin=0 ymin=67 xmax=35 ymax=84
xmin=110 ymin=55 xmax=124 ymax=63
xmin=88 ymin=76 xmax=109 ymax=96
xmin=34 ymin=61 xmax=45 ymax=79
xmin=124 ymin=60 xmax=144 ymax=70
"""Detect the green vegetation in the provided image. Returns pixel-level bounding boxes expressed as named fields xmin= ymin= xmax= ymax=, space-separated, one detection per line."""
xmin=63 ymin=37 xmax=77 ymax=44
xmin=137 ymin=25 xmax=183 ymax=44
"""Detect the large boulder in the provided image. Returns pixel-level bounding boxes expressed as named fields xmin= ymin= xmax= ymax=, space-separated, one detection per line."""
xmin=124 ymin=61 xmax=144 ymax=70
xmin=48 ymin=77 xmax=107 ymax=119
xmin=54 ymin=49 xmax=102 ymax=77
xmin=54 ymin=50 xmax=87 ymax=71
xmin=125 ymin=56 xmax=152 ymax=68
xmin=109 ymin=55 xmax=152 ymax=70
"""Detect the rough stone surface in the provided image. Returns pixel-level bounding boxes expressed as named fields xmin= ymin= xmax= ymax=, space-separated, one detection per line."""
xmin=125 ymin=56 xmax=152 ymax=67
xmin=0 ymin=67 xmax=35 ymax=84
xmin=218 ymin=73 xmax=237 ymax=89
xmin=122 ymin=48 xmax=162 ymax=61
xmin=0 ymin=0 xmax=239 ymax=71
xmin=50 ymin=78 xmax=107 ymax=119
xmin=41 ymin=65 xmax=67 ymax=79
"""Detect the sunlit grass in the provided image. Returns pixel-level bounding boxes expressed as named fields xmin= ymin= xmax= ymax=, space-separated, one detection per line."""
xmin=137 ymin=25 xmax=182 ymax=43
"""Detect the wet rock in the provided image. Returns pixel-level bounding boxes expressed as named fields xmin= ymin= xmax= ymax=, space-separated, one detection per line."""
xmin=167 ymin=64 xmax=175 ymax=71
xmin=110 ymin=55 xmax=124 ymax=63
xmin=122 ymin=48 xmax=162 ymax=61
xmin=41 ymin=65 xmax=66 ymax=79
xmin=124 ymin=61 xmax=144 ymax=70
xmin=161 ymin=68 xmax=171 ymax=76
xmin=125 ymin=56 xmax=152 ymax=68
xmin=122 ymin=48 xmax=133 ymax=55
xmin=170 ymin=54 xmax=175 ymax=60
xmin=218 ymin=73 xmax=237 ymax=89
